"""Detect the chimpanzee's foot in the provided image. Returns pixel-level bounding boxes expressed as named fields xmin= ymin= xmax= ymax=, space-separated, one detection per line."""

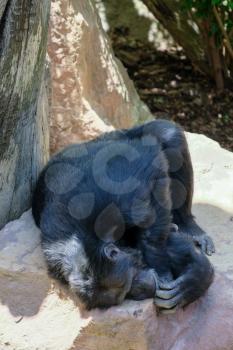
xmin=192 ymin=234 xmax=215 ymax=256
xmin=177 ymin=220 xmax=215 ymax=256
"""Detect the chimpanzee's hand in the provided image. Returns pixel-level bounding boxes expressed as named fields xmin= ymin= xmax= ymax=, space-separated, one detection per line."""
xmin=154 ymin=250 xmax=214 ymax=313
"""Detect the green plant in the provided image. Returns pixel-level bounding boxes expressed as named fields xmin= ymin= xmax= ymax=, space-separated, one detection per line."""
xmin=182 ymin=0 xmax=233 ymax=90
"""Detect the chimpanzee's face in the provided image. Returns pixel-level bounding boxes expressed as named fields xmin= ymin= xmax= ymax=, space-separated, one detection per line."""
xmin=127 ymin=268 xmax=157 ymax=300
xmin=93 ymin=245 xmax=136 ymax=308
xmin=90 ymin=244 xmax=157 ymax=308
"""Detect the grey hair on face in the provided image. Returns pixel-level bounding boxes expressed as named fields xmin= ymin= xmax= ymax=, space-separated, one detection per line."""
xmin=42 ymin=236 xmax=95 ymax=302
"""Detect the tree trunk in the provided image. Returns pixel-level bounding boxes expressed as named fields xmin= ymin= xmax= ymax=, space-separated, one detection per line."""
xmin=142 ymin=0 xmax=210 ymax=75
xmin=0 ymin=0 xmax=50 ymax=228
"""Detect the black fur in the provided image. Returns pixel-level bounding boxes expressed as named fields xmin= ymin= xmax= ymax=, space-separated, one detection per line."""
xmin=32 ymin=120 xmax=214 ymax=310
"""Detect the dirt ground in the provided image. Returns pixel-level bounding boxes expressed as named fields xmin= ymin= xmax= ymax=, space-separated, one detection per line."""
xmin=110 ymin=31 xmax=233 ymax=151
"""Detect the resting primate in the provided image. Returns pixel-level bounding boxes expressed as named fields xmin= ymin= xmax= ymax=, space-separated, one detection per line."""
xmin=32 ymin=120 xmax=214 ymax=310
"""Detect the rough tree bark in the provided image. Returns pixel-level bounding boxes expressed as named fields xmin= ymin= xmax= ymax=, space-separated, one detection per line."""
xmin=142 ymin=0 xmax=210 ymax=75
xmin=0 ymin=1 xmax=50 ymax=228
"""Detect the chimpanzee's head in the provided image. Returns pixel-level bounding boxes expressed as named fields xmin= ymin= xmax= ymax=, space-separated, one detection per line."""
xmin=88 ymin=243 xmax=136 ymax=308
xmin=43 ymin=236 xmax=157 ymax=309
xmin=81 ymin=243 xmax=157 ymax=309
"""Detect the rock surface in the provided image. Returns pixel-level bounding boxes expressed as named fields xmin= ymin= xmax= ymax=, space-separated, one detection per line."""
xmin=1 ymin=133 xmax=233 ymax=350
xmin=48 ymin=0 xmax=151 ymax=153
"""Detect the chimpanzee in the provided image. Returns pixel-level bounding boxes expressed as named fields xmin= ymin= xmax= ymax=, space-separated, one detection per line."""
xmin=32 ymin=120 xmax=214 ymax=311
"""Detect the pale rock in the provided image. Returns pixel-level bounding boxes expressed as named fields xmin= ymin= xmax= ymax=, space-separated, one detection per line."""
xmin=48 ymin=0 xmax=151 ymax=153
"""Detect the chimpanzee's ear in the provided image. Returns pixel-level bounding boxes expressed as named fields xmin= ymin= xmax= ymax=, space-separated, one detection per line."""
xmin=103 ymin=243 xmax=121 ymax=262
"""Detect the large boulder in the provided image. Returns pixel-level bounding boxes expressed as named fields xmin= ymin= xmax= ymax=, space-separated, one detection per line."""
xmin=0 ymin=133 xmax=233 ymax=350
xmin=48 ymin=0 xmax=151 ymax=153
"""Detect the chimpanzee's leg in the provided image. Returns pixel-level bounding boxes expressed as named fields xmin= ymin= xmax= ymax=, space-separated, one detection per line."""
xmin=141 ymin=120 xmax=215 ymax=255
xmin=132 ymin=154 xmax=173 ymax=281
xmin=154 ymin=232 xmax=214 ymax=311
